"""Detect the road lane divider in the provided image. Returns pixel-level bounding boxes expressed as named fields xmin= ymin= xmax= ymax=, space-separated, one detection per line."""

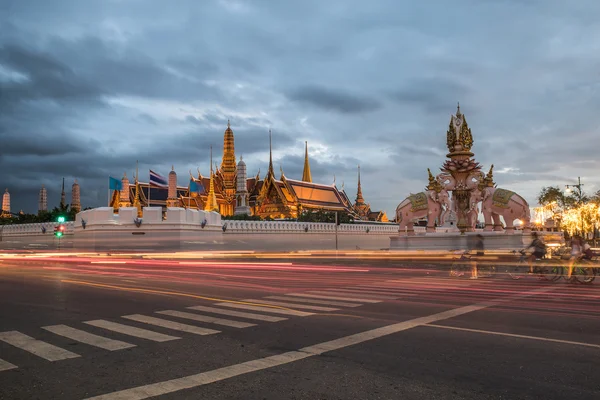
xmin=424 ymin=324 xmax=600 ymax=348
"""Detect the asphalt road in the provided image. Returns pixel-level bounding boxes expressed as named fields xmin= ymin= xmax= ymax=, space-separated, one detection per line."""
xmin=0 ymin=254 xmax=598 ymax=400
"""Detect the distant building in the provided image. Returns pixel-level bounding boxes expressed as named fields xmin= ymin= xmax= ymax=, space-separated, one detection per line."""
xmin=38 ymin=185 xmax=48 ymax=213
xmin=1 ymin=188 xmax=10 ymax=218
xmin=71 ymin=180 xmax=81 ymax=213
xmin=60 ymin=178 xmax=66 ymax=209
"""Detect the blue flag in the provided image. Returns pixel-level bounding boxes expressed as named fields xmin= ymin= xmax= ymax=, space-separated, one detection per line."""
xmin=189 ymin=179 xmax=199 ymax=193
xmin=109 ymin=176 xmax=122 ymax=191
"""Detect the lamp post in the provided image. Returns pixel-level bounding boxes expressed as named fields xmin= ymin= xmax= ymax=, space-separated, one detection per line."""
xmin=565 ymin=177 xmax=585 ymax=237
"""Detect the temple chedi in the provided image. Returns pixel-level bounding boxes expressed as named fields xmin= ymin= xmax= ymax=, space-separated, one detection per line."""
xmin=71 ymin=180 xmax=81 ymax=213
xmin=60 ymin=178 xmax=66 ymax=209
xmin=235 ymin=156 xmax=250 ymax=215
xmin=120 ymin=173 xmax=131 ymax=208
xmin=1 ymin=189 xmax=10 ymax=218
xmin=302 ymin=141 xmax=312 ymax=183
xmin=167 ymin=166 xmax=178 ymax=207
xmin=38 ymin=185 xmax=48 ymax=214
xmin=220 ymin=120 xmax=237 ymax=215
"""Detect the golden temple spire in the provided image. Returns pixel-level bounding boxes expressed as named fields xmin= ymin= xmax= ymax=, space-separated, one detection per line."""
xmin=301 ymin=141 xmax=312 ymax=183
xmin=355 ymin=165 xmax=365 ymax=204
xmin=205 ymin=145 xmax=219 ymax=212
xmin=267 ymin=129 xmax=274 ymax=179
xmin=221 ymin=120 xmax=236 ymax=198
xmin=132 ymin=160 xmax=142 ymax=217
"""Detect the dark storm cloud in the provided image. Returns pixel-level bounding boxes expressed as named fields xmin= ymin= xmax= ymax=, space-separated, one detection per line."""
xmin=388 ymin=78 xmax=472 ymax=115
xmin=286 ymin=85 xmax=382 ymax=114
xmin=2 ymin=0 xmax=600 ymax=214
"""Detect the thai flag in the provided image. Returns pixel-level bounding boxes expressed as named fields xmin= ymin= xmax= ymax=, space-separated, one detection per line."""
xmin=149 ymin=170 xmax=168 ymax=188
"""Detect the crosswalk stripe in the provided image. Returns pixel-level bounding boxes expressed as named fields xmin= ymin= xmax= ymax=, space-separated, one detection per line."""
xmin=187 ymin=305 xmax=286 ymax=322
xmin=0 ymin=331 xmax=80 ymax=361
xmin=242 ymin=299 xmax=339 ymax=312
xmin=122 ymin=315 xmax=220 ymax=336
xmin=213 ymin=303 xmax=314 ymax=317
xmin=312 ymin=290 xmax=398 ymax=300
xmin=288 ymin=293 xmax=380 ymax=303
xmin=0 ymin=358 xmax=17 ymax=372
xmin=43 ymin=325 xmax=135 ymax=351
xmin=265 ymin=296 xmax=363 ymax=308
xmin=156 ymin=310 xmax=256 ymax=328
xmin=84 ymin=320 xmax=179 ymax=342
xmin=343 ymin=287 xmax=418 ymax=295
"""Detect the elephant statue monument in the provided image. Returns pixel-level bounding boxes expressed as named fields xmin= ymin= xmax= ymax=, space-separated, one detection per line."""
xmin=470 ymin=186 xmax=531 ymax=233
xmin=396 ymin=170 xmax=451 ymax=235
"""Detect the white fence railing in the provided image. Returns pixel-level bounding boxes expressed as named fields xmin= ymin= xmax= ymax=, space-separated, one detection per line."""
xmin=222 ymin=220 xmax=399 ymax=234
xmin=0 ymin=222 xmax=75 ymax=237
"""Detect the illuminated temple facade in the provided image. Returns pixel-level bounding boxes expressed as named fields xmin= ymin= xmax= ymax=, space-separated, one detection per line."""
xmin=110 ymin=122 xmax=387 ymax=221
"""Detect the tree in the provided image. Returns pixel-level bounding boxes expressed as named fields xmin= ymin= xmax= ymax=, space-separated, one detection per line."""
xmin=537 ymin=186 xmax=577 ymax=212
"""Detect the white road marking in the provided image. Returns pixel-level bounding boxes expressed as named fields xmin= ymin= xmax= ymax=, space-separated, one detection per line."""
xmin=287 ymin=292 xmax=380 ymax=303
xmin=342 ymin=287 xmax=419 ymax=296
xmin=84 ymin=320 xmax=179 ymax=342
xmin=425 ymin=324 xmax=600 ymax=349
xmin=85 ymin=286 xmax=556 ymax=400
xmin=310 ymin=290 xmax=398 ymax=300
xmin=266 ymin=296 xmax=363 ymax=308
xmin=187 ymin=305 xmax=286 ymax=322
xmin=122 ymin=315 xmax=220 ymax=336
xmin=213 ymin=303 xmax=314 ymax=317
xmin=241 ymin=299 xmax=339 ymax=312
xmin=0 ymin=358 xmax=17 ymax=372
xmin=0 ymin=331 xmax=80 ymax=361
xmin=43 ymin=325 xmax=135 ymax=351
xmin=156 ymin=310 xmax=255 ymax=328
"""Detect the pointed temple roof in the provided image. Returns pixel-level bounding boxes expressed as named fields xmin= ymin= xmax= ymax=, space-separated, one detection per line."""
xmin=301 ymin=141 xmax=312 ymax=183
xmin=355 ymin=165 xmax=365 ymax=204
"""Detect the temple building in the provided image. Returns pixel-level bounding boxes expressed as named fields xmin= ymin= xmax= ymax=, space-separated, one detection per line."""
xmin=71 ymin=180 xmax=81 ymax=213
xmin=110 ymin=121 xmax=386 ymax=220
xmin=38 ymin=185 xmax=48 ymax=214
xmin=352 ymin=166 xmax=388 ymax=222
xmin=1 ymin=189 xmax=10 ymax=218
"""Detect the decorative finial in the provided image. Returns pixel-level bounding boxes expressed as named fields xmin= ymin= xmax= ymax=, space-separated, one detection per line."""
xmin=172 ymin=165 xmax=174 ymax=171
xmin=333 ymin=173 xmax=336 ymax=185
xmin=240 ymin=155 xmax=243 ymax=161
xmin=426 ymin=168 xmax=442 ymax=192
xmin=227 ymin=119 xmax=230 ymax=128
xmin=456 ymin=102 xmax=461 ymax=116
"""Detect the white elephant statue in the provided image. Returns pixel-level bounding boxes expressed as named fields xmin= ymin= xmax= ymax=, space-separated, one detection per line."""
xmin=396 ymin=189 xmax=451 ymax=235
xmin=470 ymin=187 xmax=531 ymax=233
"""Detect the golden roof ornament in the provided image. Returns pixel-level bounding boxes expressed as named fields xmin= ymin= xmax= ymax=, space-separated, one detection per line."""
xmin=446 ymin=103 xmax=474 ymax=157
xmin=484 ymin=164 xmax=495 ymax=187
xmin=426 ymin=168 xmax=443 ymax=192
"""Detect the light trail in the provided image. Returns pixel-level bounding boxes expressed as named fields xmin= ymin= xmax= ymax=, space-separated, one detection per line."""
xmin=59 ymin=279 xmax=298 ymax=311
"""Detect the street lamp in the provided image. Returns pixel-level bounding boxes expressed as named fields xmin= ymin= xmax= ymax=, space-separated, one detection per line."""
xmin=565 ymin=177 xmax=584 ymax=204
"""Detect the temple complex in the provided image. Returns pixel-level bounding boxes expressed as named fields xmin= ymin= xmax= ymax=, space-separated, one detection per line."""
xmin=110 ymin=121 xmax=386 ymax=221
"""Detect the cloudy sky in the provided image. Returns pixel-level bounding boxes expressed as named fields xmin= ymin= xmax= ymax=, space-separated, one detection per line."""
xmin=1 ymin=0 xmax=599 ymax=215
